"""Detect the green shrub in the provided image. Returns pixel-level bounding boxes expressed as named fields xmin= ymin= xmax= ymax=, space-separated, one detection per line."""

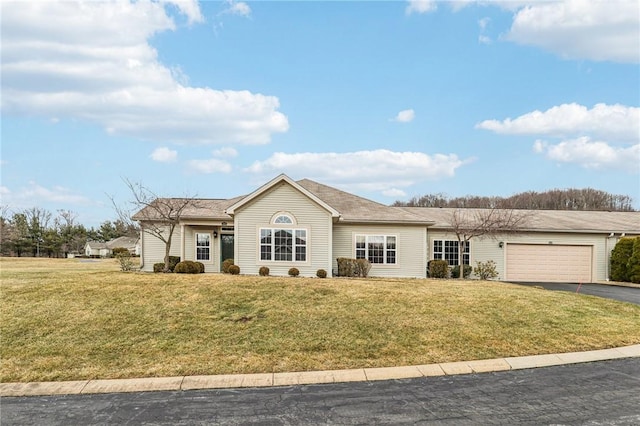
xmin=153 ymin=263 xmax=165 ymax=273
xmin=316 ymin=269 xmax=327 ymax=278
xmin=611 ymin=238 xmax=635 ymax=282
xmin=451 ymin=264 xmax=472 ymax=279
xmin=429 ymin=260 xmax=449 ymax=278
xmin=196 ymin=262 xmax=205 ymax=273
xmin=228 ymin=264 xmax=240 ymax=275
xmin=222 ymin=258 xmax=234 ymax=274
xmin=259 ymin=266 xmax=270 ymax=276
xmin=474 ymin=260 xmax=499 ymax=280
xmin=288 ymin=267 xmax=300 ymax=277
xmin=174 ymin=260 xmax=203 ymax=274
xmin=629 ymin=238 xmax=640 ymax=284
xmin=116 ymin=251 xmax=134 ymax=272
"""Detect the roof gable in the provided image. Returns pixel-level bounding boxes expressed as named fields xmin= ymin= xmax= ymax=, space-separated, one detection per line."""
xmin=225 ymin=174 xmax=340 ymax=218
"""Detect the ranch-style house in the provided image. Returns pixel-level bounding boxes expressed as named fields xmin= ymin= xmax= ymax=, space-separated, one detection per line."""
xmin=134 ymin=174 xmax=640 ymax=283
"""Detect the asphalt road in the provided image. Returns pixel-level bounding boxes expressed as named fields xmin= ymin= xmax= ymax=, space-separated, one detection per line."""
xmin=511 ymin=282 xmax=640 ymax=305
xmin=3 ymin=358 xmax=640 ymax=425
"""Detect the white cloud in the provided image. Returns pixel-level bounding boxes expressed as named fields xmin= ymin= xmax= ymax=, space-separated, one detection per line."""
xmin=392 ymin=109 xmax=416 ymax=123
xmin=383 ymin=188 xmax=407 ymax=198
xmin=406 ymin=0 xmax=437 ymax=15
xmin=477 ymin=103 xmax=640 ymax=142
xmin=188 ymin=158 xmax=232 ymax=174
xmin=245 ymin=149 xmax=471 ymax=194
xmin=150 ymin=147 xmax=178 ymax=163
xmin=1 ymin=1 xmax=288 ymax=145
xmin=478 ymin=17 xmax=491 ymax=44
xmin=534 ymin=137 xmax=640 ymax=173
xmin=505 ymin=0 xmax=640 ymax=63
xmin=212 ymin=147 xmax=238 ymax=158
xmin=0 ymin=182 xmax=92 ymax=207
xmin=411 ymin=1 xmax=639 ymax=63
xmin=222 ymin=1 xmax=251 ymax=17
xmin=163 ymin=0 xmax=204 ymax=24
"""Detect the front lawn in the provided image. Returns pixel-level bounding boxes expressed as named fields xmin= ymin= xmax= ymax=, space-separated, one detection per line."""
xmin=2 ymin=257 xmax=639 ymax=382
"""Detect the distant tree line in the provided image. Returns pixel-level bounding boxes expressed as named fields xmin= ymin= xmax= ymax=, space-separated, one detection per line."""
xmin=393 ymin=188 xmax=635 ymax=211
xmin=0 ymin=206 xmax=139 ymax=258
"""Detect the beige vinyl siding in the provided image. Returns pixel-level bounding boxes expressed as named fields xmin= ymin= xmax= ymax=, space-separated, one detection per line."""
xmin=182 ymin=226 xmax=218 ymax=273
xmin=427 ymin=229 xmax=610 ymax=282
xmin=333 ymin=224 xmax=427 ymax=278
xmin=140 ymin=224 xmax=182 ymax=272
xmin=233 ymin=181 xmax=333 ymax=277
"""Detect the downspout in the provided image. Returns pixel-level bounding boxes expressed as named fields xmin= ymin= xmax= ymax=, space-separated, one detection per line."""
xmin=180 ymin=224 xmax=185 ymax=261
xmin=139 ymin=226 xmax=144 ymax=269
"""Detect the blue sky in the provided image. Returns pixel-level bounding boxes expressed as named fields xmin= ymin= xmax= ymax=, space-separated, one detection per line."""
xmin=1 ymin=0 xmax=639 ymax=227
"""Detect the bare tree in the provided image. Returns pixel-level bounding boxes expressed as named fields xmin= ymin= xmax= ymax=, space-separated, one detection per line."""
xmin=450 ymin=208 xmax=532 ymax=279
xmin=394 ymin=188 xmax=635 ymax=211
xmin=116 ymin=179 xmax=199 ymax=272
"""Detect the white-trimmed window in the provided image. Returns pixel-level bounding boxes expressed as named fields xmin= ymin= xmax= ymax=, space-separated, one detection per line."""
xmin=260 ymin=228 xmax=307 ymax=262
xmin=433 ymin=240 xmax=469 ymax=266
xmin=273 ymin=214 xmax=294 ymax=224
xmin=196 ymin=233 xmax=211 ymax=261
xmin=355 ymin=235 xmax=396 ymax=264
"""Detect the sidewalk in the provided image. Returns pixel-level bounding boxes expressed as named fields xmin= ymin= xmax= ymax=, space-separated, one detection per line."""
xmin=2 ymin=344 xmax=639 ymax=397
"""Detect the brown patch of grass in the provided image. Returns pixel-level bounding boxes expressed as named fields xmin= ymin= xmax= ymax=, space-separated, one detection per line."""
xmin=2 ymin=257 xmax=640 ymax=382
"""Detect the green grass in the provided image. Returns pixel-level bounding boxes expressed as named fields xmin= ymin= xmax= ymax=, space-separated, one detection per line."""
xmin=2 ymin=257 xmax=640 ymax=382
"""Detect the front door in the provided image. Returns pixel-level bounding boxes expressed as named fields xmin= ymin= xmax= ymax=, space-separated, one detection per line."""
xmin=220 ymin=234 xmax=234 ymax=271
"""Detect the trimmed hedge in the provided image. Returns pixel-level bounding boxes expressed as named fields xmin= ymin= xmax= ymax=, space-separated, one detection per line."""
xmin=316 ymin=269 xmax=327 ymax=278
xmin=228 ymin=264 xmax=240 ymax=275
xmin=153 ymin=256 xmax=181 ymax=273
xmin=174 ymin=260 xmax=204 ymax=274
xmin=336 ymin=258 xmax=372 ymax=278
xmin=452 ymin=265 xmax=472 ymax=279
xmin=259 ymin=266 xmax=270 ymax=276
xmin=288 ymin=267 xmax=300 ymax=277
xmin=429 ymin=260 xmax=449 ymax=279
xmin=222 ymin=258 xmax=234 ymax=274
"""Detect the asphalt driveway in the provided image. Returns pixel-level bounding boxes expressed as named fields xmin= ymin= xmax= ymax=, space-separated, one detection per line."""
xmin=511 ymin=282 xmax=640 ymax=305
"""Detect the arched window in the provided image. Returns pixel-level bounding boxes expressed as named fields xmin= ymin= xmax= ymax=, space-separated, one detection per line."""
xmin=262 ymin=212 xmax=306 ymax=262
xmin=272 ymin=212 xmax=295 ymax=225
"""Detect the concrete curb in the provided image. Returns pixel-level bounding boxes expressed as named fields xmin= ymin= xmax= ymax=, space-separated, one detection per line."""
xmin=2 ymin=344 xmax=639 ymax=397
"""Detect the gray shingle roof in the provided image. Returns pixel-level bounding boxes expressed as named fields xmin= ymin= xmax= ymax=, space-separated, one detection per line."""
xmin=132 ymin=196 xmax=243 ymax=221
xmin=296 ymin=179 xmax=432 ymax=224
xmin=106 ymin=236 xmax=139 ymax=249
xmin=132 ymin=176 xmax=639 ymax=233
xmin=399 ymin=207 xmax=640 ymax=233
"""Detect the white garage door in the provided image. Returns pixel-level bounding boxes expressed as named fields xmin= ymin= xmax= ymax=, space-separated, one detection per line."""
xmin=506 ymin=244 xmax=592 ymax=283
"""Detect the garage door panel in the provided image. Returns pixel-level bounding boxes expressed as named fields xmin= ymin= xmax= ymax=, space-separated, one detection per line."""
xmin=506 ymin=244 xmax=592 ymax=283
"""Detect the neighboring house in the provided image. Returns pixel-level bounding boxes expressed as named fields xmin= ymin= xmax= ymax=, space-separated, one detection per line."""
xmin=107 ymin=236 xmax=140 ymax=256
xmin=84 ymin=236 xmax=140 ymax=258
xmin=133 ymin=174 xmax=640 ymax=283
xmin=84 ymin=241 xmax=109 ymax=258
